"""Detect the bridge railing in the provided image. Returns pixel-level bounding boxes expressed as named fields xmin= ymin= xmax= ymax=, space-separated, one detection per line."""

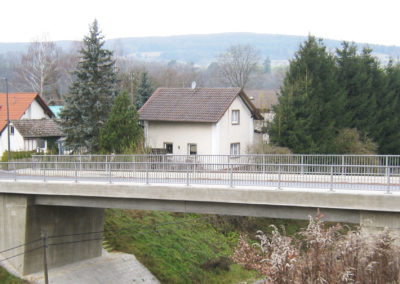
xmin=30 ymin=154 xmax=400 ymax=176
xmin=0 ymin=154 xmax=399 ymax=192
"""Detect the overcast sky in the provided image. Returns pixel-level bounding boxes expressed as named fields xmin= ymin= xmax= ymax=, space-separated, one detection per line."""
xmin=1 ymin=0 xmax=399 ymax=46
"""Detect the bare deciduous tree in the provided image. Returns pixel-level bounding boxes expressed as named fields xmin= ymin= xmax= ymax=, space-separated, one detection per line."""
xmin=217 ymin=44 xmax=260 ymax=89
xmin=13 ymin=37 xmax=61 ymax=103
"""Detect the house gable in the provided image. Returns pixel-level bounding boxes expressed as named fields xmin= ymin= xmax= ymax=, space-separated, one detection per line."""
xmin=214 ymin=96 xmax=255 ymax=155
xmin=0 ymin=93 xmax=54 ymax=133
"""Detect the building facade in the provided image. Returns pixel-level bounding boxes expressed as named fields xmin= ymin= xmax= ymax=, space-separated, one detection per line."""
xmin=139 ymin=88 xmax=263 ymax=155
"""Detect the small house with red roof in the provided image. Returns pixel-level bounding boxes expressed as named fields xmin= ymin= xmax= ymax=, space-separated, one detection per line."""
xmin=0 ymin=93 xmax=63 ymax=155
xmin=138 ymin=88 xmax=263 ymax=155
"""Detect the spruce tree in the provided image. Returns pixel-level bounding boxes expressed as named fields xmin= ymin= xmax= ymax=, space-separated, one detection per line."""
xmin=59 ymin=20 xmax=118 ymax=153
xmin=336 ymin=43 xmax=382 ymax=137
xmin=134 ymin=71 xmax=154 ymax=110
xmin=268 ymin=36 xmax=346 ymax=153
xmin=376 ymin=61 xmax=400 ymax=154
xmin=100 ymin=91 xmax=142 ymax=153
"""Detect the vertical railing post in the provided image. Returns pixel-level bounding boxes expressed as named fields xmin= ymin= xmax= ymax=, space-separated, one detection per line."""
xmin=386 ymin=166 xmax=391 ymax=194
xmin=186 ymin=163 xmax=189 ymax=186
xmin=263 ymin=155 xmax=266 ymax=186
xmin=74 ymin=161 xmax=78 ymax=183
xmin=278 ymin=165 xmax=281 ymax=190
xmin=146 ymin=160 xmax=149 ymax=184
xmin=194 ymin=155 xmax=197 ymax=177
xmin=13 ymin=162 xmax=16 ymax=181
xmin=342 ymin=155 xmax=345 ymax=176
xmin=263 ymin=155 xmax=266 ymax=175
xmin=230 ymin=162 xmax=233 ymax=188
xmin=385 ymin=155 xmax=389 ymax=177
xmin=301 ymin=155 xmax=304 ymax=175
xmin=330 ymin=165 xmax=334 ymax=192
xmin=109 ymin=161 xmax=112 ymax=184
xmin=43 ymin=162 xmax=46 ymax=182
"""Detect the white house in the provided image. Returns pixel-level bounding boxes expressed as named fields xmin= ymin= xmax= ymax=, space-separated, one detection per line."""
xmin=138 ymin=88 xmax=263 ymax=155
xmin=0 ymin=92 xmax=62 ymax=155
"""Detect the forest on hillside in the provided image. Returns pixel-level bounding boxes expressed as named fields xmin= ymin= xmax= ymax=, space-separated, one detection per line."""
xmin=0 ymin=36 xmax=284 ymax=105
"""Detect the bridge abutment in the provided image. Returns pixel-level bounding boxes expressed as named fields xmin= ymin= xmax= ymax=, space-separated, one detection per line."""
xmin=0 ymin=193 xmax=104 ymax=275
xmin=360 ymin=211 xmax=400 ymax=235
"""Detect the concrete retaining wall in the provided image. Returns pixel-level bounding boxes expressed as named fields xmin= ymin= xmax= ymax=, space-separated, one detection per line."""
xmin=0 ymin=193 xmax=104 ymax=275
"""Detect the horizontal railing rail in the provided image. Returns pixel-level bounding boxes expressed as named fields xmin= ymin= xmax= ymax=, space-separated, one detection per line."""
xmin=0 ymin=154 xmax=399 ymax=193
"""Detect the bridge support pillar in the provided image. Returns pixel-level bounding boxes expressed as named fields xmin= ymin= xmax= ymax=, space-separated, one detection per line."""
xmin=0 ymin=193 xmax=104 ymax=275
xmin=360 ymin=211 xmax=400 ymax=236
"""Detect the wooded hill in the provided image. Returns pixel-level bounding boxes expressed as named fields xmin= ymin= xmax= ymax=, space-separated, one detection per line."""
xmin=1 ymin=33 xmax=400 ymax=66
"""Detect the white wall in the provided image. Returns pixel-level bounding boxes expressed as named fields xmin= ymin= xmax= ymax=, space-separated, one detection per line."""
xmin=145 ymin=121 xmax=213 ymax=155
xmin=0 ymin=125 xmax=48 ymax=156
xmin=20 ymin=100 xmax=49 ymax=120
xmin=0 ymin=125 xmax=25 ymax=155
xmin=214 ymin=96 xmax=255 ymax=155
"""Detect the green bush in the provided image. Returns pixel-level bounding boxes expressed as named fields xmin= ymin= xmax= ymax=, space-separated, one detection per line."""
xmin=1 ymin=151 xmax=34 ymax=162
xmin=247 ymin=143 xmax=292 ymax=154
xmin=334 ymin=128 xmax=377 ymax=154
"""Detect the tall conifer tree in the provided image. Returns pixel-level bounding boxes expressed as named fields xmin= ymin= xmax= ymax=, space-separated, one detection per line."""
xmin=134 ymin=71 xmax=154 ymax=110
xmin=268 ymin=36 xmax=346 ymax=153
xmin=59 ymin=20 xmax=118 ymax=153
xmin=336 ymin=43 xmax=382 ymax=137
xmin=376 ymin=61 xmax=400 ymax=154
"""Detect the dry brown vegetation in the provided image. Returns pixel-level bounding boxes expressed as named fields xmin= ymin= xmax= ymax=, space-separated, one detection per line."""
xmin=232 ymin=214 xmax=400 ymax=284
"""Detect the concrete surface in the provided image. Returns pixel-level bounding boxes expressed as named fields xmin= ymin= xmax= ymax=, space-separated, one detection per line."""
xmin=0 ymin=194 xmax=30 ymax=274
xmin=0 ymin=193 xmax=104 ymax=275
xmin=25 ymin=250 xmax=159 ymax=284
xmin=1 ymin=180 xmax=400 ymax=214
xmin=3 ymin=180 xmax=400 ymax=276
xmin=23 ymin=205 xmax=104 ymax=275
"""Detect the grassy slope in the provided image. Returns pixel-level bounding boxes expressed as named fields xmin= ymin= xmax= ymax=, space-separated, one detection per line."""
xmin=104 ymin=209 xmax=307 ymax=284
xmin=0 ymin=267 xmax=26 ymax=284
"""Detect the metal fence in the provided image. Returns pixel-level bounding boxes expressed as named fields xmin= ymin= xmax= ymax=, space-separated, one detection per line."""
xmin=0 ymin=154 xmax=398 ymax=192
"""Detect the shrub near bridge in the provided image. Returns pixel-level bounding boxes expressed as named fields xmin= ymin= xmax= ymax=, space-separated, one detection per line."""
xmin=232 ymin=214 xmax=400 ymax=284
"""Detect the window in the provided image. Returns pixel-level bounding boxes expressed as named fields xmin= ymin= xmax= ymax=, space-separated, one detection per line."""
xmin=164 ymin=143 xmax=173 ymax=154
xmin=231 ymin=110 xmax=240 ymax=124
xmin=9 ymin=126 xmax=14 ymax=135
xmin=37 ymin=139 xmax=45 ymax=149
xmin=230 ymin=143 xmax=240 ymax=156
xmin=188 ymin=144 xmax=197 ymax=155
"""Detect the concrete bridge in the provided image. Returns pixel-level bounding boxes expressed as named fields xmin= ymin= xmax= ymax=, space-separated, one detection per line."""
xmin=1 ymin=154 xmax=400 ymax=276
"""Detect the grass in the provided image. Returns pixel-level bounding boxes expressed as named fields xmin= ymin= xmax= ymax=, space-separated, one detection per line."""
xmin=0 ymin=267 xmax=26 ymax=284
xmin=0 ymin=210 xmax=308 ymax=284
xmin=104 ymin=209 xmax=307 ymax=283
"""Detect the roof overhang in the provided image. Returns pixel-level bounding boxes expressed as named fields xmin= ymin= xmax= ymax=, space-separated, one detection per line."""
xmin=238 ymin=90 xmax=264 ymax=120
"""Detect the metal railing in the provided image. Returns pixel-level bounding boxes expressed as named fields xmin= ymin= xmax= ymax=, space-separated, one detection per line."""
xmin=0 ymin=154 xmax=398 ymax=193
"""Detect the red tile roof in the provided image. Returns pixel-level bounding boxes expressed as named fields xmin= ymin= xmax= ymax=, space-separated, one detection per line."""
xmin=0 ymin=93 xmax=54 ymax=133
xmin=138 ymin=88 xmax=262 ymax=122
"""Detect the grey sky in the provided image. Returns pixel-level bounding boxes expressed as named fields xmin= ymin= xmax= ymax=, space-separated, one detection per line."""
xmin=1 ymin=0 xmax=399 ymax=46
